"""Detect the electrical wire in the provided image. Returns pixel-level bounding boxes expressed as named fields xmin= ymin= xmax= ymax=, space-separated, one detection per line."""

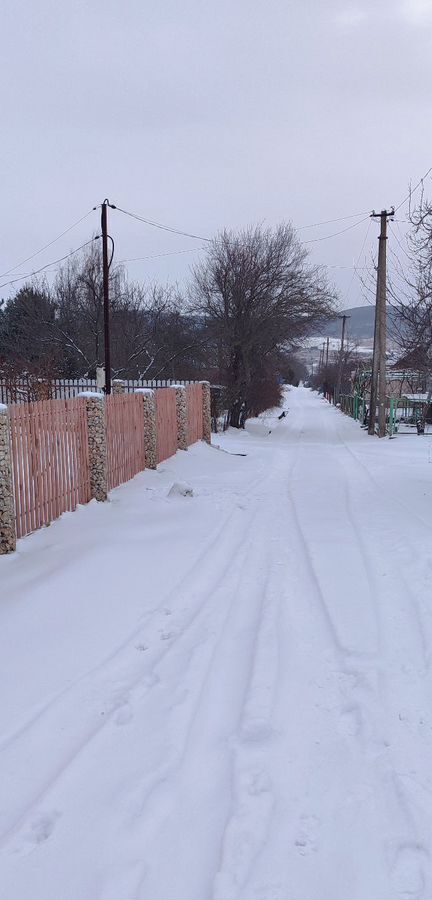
xmin=326 ymin=263 xmax=372 ymax=271
xmin=0 ymin=209 xmax=96 ymax=279
xmin=303 ymin=216 xmax=370 ymax=243
xmin=297 ymin=211 xmax=370 ymax=230
xmin=115 ymin=204 xmax=375 ymax=245
xmin=342 ymin=218 xmax=375 ymax=306
xmin=388 ymin=222 xmax=411 ymax=260
xmin=0 ymin=237 xmax=99 ymax=291
xmin=114 ymin=206 xmax=212 ymax=243
xmin=118 ymin=246 xmax=206 ymax=264
xmin=394 ymin=164 xmax=432 ymax=212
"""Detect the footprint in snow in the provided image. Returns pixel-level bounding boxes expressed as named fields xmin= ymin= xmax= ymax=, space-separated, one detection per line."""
xmin=256 ymin=883 xmax=287 ymax=900
xmin=115 ymin=703 xmax=134 ymax=726
xmin=391 ymin=843 xmax=428 ymax=898
xmin=10 ymin=811 xmax=61 ymax=856
xmin=338 ymin=703 xmax=362 ymax=738
xmin=294 ymin=814 xmax=320 ymax=857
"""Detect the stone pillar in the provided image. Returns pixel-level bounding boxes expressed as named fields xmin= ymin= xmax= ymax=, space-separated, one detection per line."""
xmin=0 ymin=405 xmax=16 ymax=554
xmin=200 ymin=381 xmax=211 ymax=444
xmin=135 ymin=389 xmax=157 ymax=469
xmin=172 ymin=384 xmax=188 ymax=451
xmin=81 ymin=392 xmax=107 ymax=501
xmin=112 ymin=379 xmax=126 ymax=395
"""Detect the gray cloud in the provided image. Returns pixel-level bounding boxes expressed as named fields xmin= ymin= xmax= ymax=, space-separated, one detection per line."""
xmin=1 ymin=0 xmax=431 ymax=311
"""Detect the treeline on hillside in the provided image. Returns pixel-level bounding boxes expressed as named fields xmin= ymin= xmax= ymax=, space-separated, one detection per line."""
xmin=0 ymin=224 xmax=336 ymax=425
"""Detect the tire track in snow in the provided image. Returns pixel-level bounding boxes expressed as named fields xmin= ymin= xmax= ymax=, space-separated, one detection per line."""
xmin=128 ymin=501 xmax=284 ymax=900
xmin=0 ymin=494 xmax=269 ymax=850
xmin=209 ymin=424 xmax=307 ymax=900
xmin=0 ymin=504 xmax=243 ymax=755
xmin=335 ymin=422 xmax=432 ymax=669
xmin=125 ymin=427 xmax=306 ymax=899
xmin=211 ymin=581 xmax=281 ymax=900
xmin=303 ymin=396 xmax=432 ymax=897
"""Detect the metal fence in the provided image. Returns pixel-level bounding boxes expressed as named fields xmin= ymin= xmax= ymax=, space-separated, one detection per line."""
xmin=0 ymin=377 xmax=198 ymax=405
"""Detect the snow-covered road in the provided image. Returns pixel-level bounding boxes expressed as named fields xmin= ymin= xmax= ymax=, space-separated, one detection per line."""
xmin=1 ymin=386 xmax=432 ymax=899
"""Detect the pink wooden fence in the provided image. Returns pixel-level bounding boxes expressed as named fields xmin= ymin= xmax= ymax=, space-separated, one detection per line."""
xmin=9 ymin=398 xmax=91 ymax=539
xmin=6 ymin=386 xmax=205 ymax=545
xmin=156 ymin=388 xmax=178 ymax=463
xmin=186 ymin=383 xmax=203 ymax=445
xmin=106 ymin=394 xmax=146 ymax=491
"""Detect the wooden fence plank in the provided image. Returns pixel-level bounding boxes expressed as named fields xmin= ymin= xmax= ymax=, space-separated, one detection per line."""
xmin=186 ymin=383 xmax=204 ymax=445
xmin=156 ymin=388 xmax=178 ymax=463
xmin=106 ymin=394 xmax=146 ymax=491
xmin=9 ymin=397 xmax=91 ymax=538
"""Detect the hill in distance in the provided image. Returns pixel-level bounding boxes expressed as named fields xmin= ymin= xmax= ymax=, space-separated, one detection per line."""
xmin=315 ymin=306 xmax=401 ymax=342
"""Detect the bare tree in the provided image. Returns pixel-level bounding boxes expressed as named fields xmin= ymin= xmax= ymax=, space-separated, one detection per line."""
xmin=0 ymin=241 xmax=215 ymax=384
xmin=387 ymin=190 xmax=432 ymax=370
xmin=192 ymin=224 xmax=336 ymax=425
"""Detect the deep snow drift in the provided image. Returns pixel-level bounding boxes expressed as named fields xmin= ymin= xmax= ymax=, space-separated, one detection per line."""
xmin=1 ymin=386 xmax=432 ymax=900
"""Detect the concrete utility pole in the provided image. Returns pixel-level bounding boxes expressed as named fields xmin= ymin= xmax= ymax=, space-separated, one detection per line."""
xmin=368 ymin=208 xmax=394 ymax=437
xmin=335 ymin=314 xmax=350 ymax=403
xmin=101 ymin=199 xmax=116 ymax=396
xmin=325 ymin=336 xmax=329 ymax=367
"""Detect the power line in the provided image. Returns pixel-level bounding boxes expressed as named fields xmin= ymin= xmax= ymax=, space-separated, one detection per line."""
xmin=388 ymin=222 xmax=411 ymax=260
xmin=303 ymin=216 xmax=370 ymax=243
xmin=0 ymin=237 xmax=99 ymax=292
xmin=115 ymin=203 xmax=373 ymax=245
xmin=346 ymin=218 xmax=373 ymax=300
xmin=297 ymin=211 xmax=370 ymax=230
xmin=0 ymin=209 xmax=96 ymax=280
xmin=119 ymin=246 xmax=206 ymax=264
xmin=394 ymin=164 xmax=432 ymax=212
xmin=114 ymin=206 xmax=212 ymax=243
xmin=326 ymin=263 xmax=372 ymax=270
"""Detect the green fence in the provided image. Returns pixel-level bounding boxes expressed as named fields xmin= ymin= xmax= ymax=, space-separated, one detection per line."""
xmin=339 ymin=394 xmax=364 ymax=422
xmin=339 ymin=394 xmax=431 ymax=435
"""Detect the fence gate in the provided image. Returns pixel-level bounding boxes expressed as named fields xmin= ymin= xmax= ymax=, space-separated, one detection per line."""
xmin=106 ymin=394 xmax=146 ymax=491
xmin=186 ymin=383 xmax=203 ymax=445
xmin=9 ymin=397 xmax=91 ymax=539
xmin=156 ymin=389 xmax=178 ymax=463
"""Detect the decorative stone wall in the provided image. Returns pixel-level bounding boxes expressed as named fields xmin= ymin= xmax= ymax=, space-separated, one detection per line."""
xmin=135 ymin=389 xmax=157 ymax=469
xmin=0 ymin=405 xmax=16 ymax=554
xmin=112 ymin=380 xmax=126 ymax=395
xmin=172 ymin=385 xmax=188 ymax=451
xmin=200 ymin=381 xmax=211 ymax=444
xmin=82 ymin=392 xmax=107 ymax=501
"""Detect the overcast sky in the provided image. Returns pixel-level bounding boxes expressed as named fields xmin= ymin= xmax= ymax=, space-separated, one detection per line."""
xmin=1 ymin=0 xmax=431 ymax=308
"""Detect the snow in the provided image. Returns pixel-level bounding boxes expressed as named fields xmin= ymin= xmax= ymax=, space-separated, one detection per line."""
xmin=0 ymin=403 xmax=8 ymax=411
xmin=1 ymin=386 xmax=432 ymax=899
xmin=79 ymin=390 xmax=104 ymax=398
xmin=168 ymin=480 xmax=194 ymax=497
xmin=403 ymin=393 xmax=429 ymax=401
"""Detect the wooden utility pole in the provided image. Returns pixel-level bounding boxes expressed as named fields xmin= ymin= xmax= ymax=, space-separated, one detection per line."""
xmin=368 ymin=208 xmax=394 ymax=437
xmin=101 ymin=199 xmax=115 ymax=395
xmin=335 ymin=314 xmax=350 ymax=403
xmin=325 ymin=336 xmax=329 ymax=367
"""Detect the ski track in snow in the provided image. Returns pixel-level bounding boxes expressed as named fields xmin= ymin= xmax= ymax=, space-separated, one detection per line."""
xmin=1 ymin=386 xmax=432 ymax=899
